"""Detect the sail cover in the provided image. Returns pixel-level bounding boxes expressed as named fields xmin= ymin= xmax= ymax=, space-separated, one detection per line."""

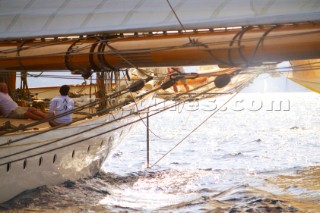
xmin=0 ymin=0 xmax=319 ymax=39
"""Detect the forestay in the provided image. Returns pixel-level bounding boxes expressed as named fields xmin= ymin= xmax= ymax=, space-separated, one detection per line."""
xmin=0 ymin=0 xmax=319 ymax=39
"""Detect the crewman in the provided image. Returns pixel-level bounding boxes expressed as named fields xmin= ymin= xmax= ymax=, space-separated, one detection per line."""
xmin=167 ymin=67 xmax=190 ymax=92
xmin=48 ymin=85 xmax=74 ymax=126
xmin=0 ymin=82 xmax=48 ymax=120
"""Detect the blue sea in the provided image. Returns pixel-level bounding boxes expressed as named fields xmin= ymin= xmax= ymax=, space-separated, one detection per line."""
xmin=2 ymin=92 xmax=319 ymax=212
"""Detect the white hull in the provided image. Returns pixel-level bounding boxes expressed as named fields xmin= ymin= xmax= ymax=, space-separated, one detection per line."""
xmin=0 ymin=101 xmax=145 ymax=203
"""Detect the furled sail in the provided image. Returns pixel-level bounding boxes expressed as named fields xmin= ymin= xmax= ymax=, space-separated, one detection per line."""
xmin=0 ymin=0 xmax=319 ymax=39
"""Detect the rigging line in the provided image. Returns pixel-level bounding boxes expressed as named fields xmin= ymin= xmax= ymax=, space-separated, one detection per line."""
xmin=0 ymin=73 xmax=244 ymax=161
xmin=27 ymin=72 xmax=44 ymax=78
xmin=287 ymin=61 xmax=320 ymax=78
xmin=178 ymin=101 xmax=185 ymax=114
xmin=238 ymin=64 xmax=320 ymax=74
xmin=228 ymin=27 xmax=249 ymax=66
xmin=0 ymin=72 xmax=226 ymax=148
xmin=165 ymin=0 xmax=193 ymax=43
xmin=237 ymin=27 xmax=253 ymax=64
xmin=0 ymin=94 xmax=131 ymax=143
xmin=0 ymin=31 xmax=165 ymax=54
xmin=19 ymin=88 xmax=51 ymax=95
xmin=294 ymin=61 xmax=320 ymax=66
xmin=0 ymin=95 xmax=178 ymax=157
xmin=0 ymin=111 xmax=157 ymax=165
xmin=0 ymin=140 xmax=53 ymax=148
xmin=287 ymin=67 xmax=320 ymax=72
xmin=286 ymin=78 xmax=320 ymax=85
xmin=91 ymin=28 xmax=320 ymax=55
xmin=120 ymin=69 xmax=164 ymax=139
xmin=26 ymin=75 xmax=87 ymax=80
xmin=137 ymin=75 xmax=209 ymax=103
xmin=4 ymin=97 xmax=182 ymax=149
xmin=0 ymin=38 xmax=76 ymax=54
xmin=248 ymin=67 xmax=320 ymax=74
xmin=0 ymin=83 xmax=131 ymax=137
xmin=0 ymin=96 xmax=188 ymax=165
xmin=286 ymin=61 xmax=320 ymax=70
xmin=157 ymin=71 xmax=245 ymax=115
xmin=0 ymin=102 xmax=144 ymax=157
xmin=0 ymin=75 xmax=230 ymax=162
xmin=105 ymin=42 xmax=152 ymax=78
xmin=249 ymin=25 xmax=280 ymax=66
xmin=149 ymin=98 xmax=224 ymax=167
xmin=136 ymin=69 xmax=233 ymax=137
xmin=165 ymin=69 xmax=239 ymax=101
xmin=0 ymin=22 xmax=317 ymax=53
xmin=0 ymin=37 xmax=178 ymax=56
xmin=1 ymin=29 xmax=318 ymax=61
xmin=229 ymin=24 xmax=279 ymax=67
xmin=143 ymin=74 xmax=221 ymax=138
xmin=283 ymin=61 xmax=291 ymax=84
xmin=1 ymin=80 xmax=161 ymax=144
xmin=1 ymin=40 xmax=103 ymax=60
xmin=26 ymin=73 xmax=127 ymax=81
xmin=2 ymin=67 xmax=239 ymax=141
xmin=251 ymin=67 xmax=320 ymax=75
xmin=90 ymin=29 xmax=320 ymax=56
xmin=0 ymin=25 xmax=318 ymax=55
xmin=98 ymin=41 xmax=164 ymax=137
xmin=4 ymin=98 xmax=135 ymax=146
xmin=203 ymin=44 xmax=230 ymax=65
xmin=196 ymin=29 xmax=320 ymax=52
xmin=25 ymin=73 xmax=86 ymax=79
xmin=149 ymin=77 xmax=253 ymax=168
xmin=0 ymin=34 xmax=101 ymax=54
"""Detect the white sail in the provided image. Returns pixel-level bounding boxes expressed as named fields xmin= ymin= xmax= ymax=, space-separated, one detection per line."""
xmin=0 ymin=0 xmax=319 ymax=39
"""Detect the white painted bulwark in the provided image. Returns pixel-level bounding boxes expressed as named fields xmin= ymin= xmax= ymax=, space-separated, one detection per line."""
xmin=0 ymin=101 xmax=145 ymax=203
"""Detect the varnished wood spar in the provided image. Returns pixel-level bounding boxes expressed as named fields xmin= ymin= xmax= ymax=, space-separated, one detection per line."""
xmin=0 ymin=24 xmax=319 ymax=71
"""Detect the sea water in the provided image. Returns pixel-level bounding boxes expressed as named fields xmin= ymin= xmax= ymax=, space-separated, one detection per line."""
xmin=1 ymin=92 xmax=319 ymax=212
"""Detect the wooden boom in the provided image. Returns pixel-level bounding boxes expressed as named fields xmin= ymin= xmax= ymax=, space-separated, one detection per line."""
xmin=0 ymin=23 xmax=319 ymax=72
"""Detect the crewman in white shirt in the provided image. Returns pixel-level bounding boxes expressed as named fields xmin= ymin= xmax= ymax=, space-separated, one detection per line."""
xmin=48 ymin=85 xmax=74 ymax=126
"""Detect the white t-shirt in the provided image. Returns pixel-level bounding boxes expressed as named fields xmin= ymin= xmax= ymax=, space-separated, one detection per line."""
xmin=49 ymin=95 xmax=74 ymax=123
xmin=0 ymin=92 xmax=18 ymax=117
